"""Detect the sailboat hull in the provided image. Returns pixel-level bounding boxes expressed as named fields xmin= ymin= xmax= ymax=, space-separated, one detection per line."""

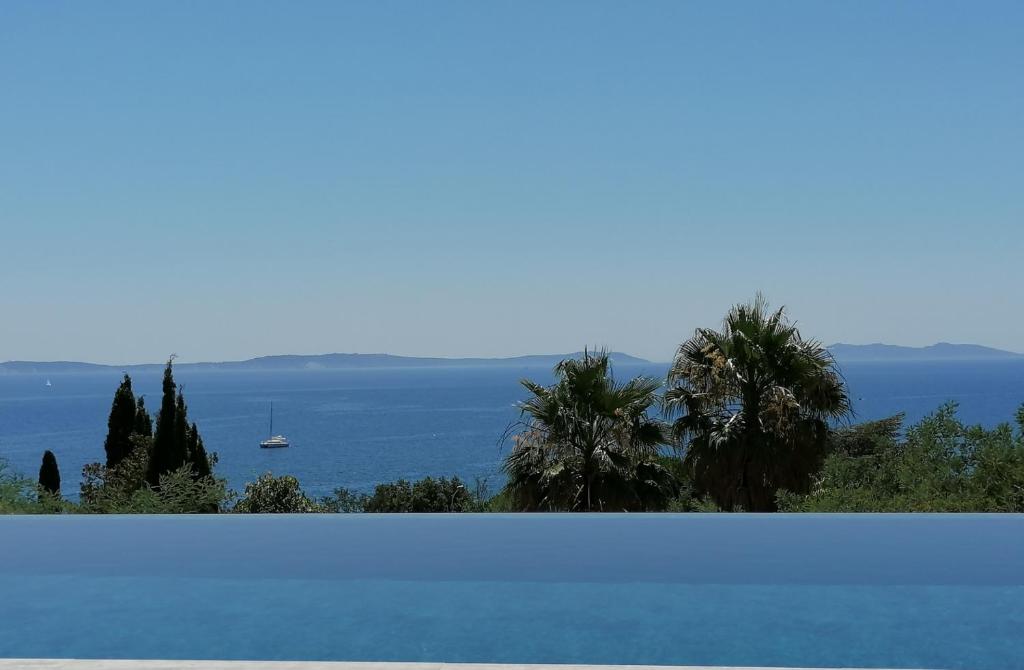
xmin=260 ymin=403 xmax=289 ymax=448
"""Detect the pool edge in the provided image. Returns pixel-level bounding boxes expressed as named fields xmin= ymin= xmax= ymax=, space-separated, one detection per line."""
xmin=0 ymin=660 xmax=937 ymax=670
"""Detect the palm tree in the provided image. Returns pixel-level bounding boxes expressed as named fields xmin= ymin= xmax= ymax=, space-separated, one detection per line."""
xmin=503 ymin=350 xmax=674 ymax=511
xmin=665 ymin=297 xmax=851 ymax=511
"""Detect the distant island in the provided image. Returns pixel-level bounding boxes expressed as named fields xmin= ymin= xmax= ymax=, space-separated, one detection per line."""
xmin=5 ymin=344 xmax=1022 ymax=374
xmin=0 ymin=351 xmax=651 ymax=374
xmin=828 ymin=342 xmax=1023 ymax=362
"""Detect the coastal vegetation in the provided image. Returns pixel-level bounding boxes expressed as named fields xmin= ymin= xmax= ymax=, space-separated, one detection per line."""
xmin=0 ymin=461 xmax=38 ymax=514
xmin=664 ymin=297 xmax=851 ymax=511
xmin=38 ymin=450 xmax=60 ymax=496
xmin=233 ymin=473 xmax=321 ymax=513
xmin=3 ymin=297 xmax=1024 ymax=514
xmin=779 ymin=405 xmax=1024 ymax=512
xmin=503 ymin=351 xmax=675 ymax=511
xmin=233 ymin=474 xmax=489 ymax=513
xmin=77 ymin=359 xmax=225 ymax=513
xmin=361 ymin=476 xmax=485 ymax=512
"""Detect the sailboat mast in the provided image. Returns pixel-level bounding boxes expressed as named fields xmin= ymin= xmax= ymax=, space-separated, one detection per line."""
xmin=269 ymin=402 xmax=273 ymax=437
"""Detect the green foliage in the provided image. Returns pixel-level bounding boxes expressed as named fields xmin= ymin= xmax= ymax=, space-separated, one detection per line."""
xmin=655 ymin=455 xmax=720 ymax=511
xmin=363 ymin=476 xmax=484 ymax=512
xmin=503 ymin=350 xmax=673 ymax=511
xmin=480 ymin=487 xmax=516 ymax=512
xmin=187 ymin=422 xmax=212 ymax=479
xmin=829 ymin=413 xmax=905 ymax=458
xmin=0 ymin=457 xmax=71 ymax=514
xmin=778 ymin=403 xmax=1024 ymax=512
xmin=319 ymin=487 xmax=370 ymax=513
xmin=665 ymin=296 xmax=851 ymax=512
xmin=665 ymin=492 xmax=723 ymax=512
xmin=80 ymin=439 xmax=226 ymax=513
xmin=133 ymin=396 xmax=153 ymax=437
xmin=38 ymin=450 xmax=61 ymax=496
xmin=81 ymin=438 xmax=150 ymax=508
xmin=233 ymin=473 xmax=320 ymax=513
xmin=34 ymin=490 xmax=69 ymax=514
xmin=104 ymin=374 xmax=138 ymax=468
xmin=173 ymin=390 xmax=190 ymax=468
xmin=147 ymin=359 xmax=209 ymax=487
xmin=0 ymin=459 xmax=39 ymax=513
xmin=148 ymin=359 xmax=185 ymax=486
xmin=126 ymin=466 xmax=227 ymax=514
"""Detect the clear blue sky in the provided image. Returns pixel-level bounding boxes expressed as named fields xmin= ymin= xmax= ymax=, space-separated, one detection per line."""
xmin=1 ymin=1 xmax=1021 ymax=363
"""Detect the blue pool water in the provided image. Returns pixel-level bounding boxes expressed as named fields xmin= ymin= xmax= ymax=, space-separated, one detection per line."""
xmin=1 ymin=514 xmax=1022 ymax=669
xmin=2 ymin=360 xmax=1023 ymax=500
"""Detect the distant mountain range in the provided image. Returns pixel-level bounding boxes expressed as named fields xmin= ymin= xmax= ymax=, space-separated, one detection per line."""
xmin=3 ymin=344 xmax=1021 ymax=374
xmin=0 ymin=351 xmax=651 ymax=374
xmin=828 ymin=342 xmax=1023 ymax=362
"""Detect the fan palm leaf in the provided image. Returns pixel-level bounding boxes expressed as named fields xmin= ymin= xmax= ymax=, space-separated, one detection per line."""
xmin=665 ymin=296 xmax=851 ymax=511
xmin=503 ymin=350 xmax=672 ymax=511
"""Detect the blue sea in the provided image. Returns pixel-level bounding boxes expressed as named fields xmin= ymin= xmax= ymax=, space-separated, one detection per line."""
xmin=1 ymin=360 xmax=1023 ymax=499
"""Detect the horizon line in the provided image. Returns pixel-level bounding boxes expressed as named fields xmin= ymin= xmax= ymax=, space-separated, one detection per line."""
xmin=3 ymin=341 xmax=1024 ymax=369
xmin=0 ymin=350 xmax=658 ymax=369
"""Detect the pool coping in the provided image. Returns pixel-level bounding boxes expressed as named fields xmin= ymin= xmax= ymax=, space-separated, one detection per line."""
xmin=0 ymin=661 xmax=933 ymax=670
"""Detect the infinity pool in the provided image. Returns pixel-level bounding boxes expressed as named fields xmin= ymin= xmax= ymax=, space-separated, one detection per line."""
xmin=1 ymin=515 xmax=1021 ymax=669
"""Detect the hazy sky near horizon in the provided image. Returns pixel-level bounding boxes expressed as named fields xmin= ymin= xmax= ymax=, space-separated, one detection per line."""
xmin=2 ymin=1 xmax=1022 ymax=364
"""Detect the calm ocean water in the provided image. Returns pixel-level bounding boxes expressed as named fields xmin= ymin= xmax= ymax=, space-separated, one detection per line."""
xmin=1 ymin=360 xmax=1023 ymax=500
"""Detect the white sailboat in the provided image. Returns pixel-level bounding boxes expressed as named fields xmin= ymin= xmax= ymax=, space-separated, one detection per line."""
xmin=45 ymin=379 xmax=52 ymax=388
xmin=259 ymin=402 xmax=289 ymax=448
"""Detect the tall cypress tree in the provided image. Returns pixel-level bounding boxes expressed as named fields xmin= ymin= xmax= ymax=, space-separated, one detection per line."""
xmin=188 ymin=423 xmax=212 ymax=479
xmin=103 ymin=374 xmax=138 ymax=468
xmin=147 ymin=359 xmax=188 ymax=486
xmin=133 ymin=396 xmax=153 ymax=437
xmin=173 ymin=389 xmax=189 ymax=465
xmin=145 ymin=358 xmax=212 ymax=487
xmin=174 ymin=393 xmax=213 ymax=479
xmin=38 ymin=450 xmax=60 ymax=496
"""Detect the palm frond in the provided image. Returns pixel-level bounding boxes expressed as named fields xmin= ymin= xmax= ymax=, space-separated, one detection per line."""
xmin=665 ymin=296 xmax=852 ymax=511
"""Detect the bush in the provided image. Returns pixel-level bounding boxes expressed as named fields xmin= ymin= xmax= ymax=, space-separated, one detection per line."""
xmin=0 ymin=459 xmax=39 ymax=513
xmin=80 ymin=441 xmax=150 ymax=510
xmin=364 ymin=476 xmax=484 ymax=512
xmin=233 ymin=473 xmax=320 ymax=513
xmin=79 ymin=440 xmax=225 ymax=514
xmin=778 ymin=403 xmax=1024 ymax=512
xmin=319 ymin=487 xmax=369 ymax=513
xmin=107 ymin=466 xmax=227 ymax=514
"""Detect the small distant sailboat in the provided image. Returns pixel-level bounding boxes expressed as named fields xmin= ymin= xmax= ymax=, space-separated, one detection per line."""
xmin=45 ymin=379 xmax=52 ymax=388
xmin=259 ymin=402 xmax=289 ymax=449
